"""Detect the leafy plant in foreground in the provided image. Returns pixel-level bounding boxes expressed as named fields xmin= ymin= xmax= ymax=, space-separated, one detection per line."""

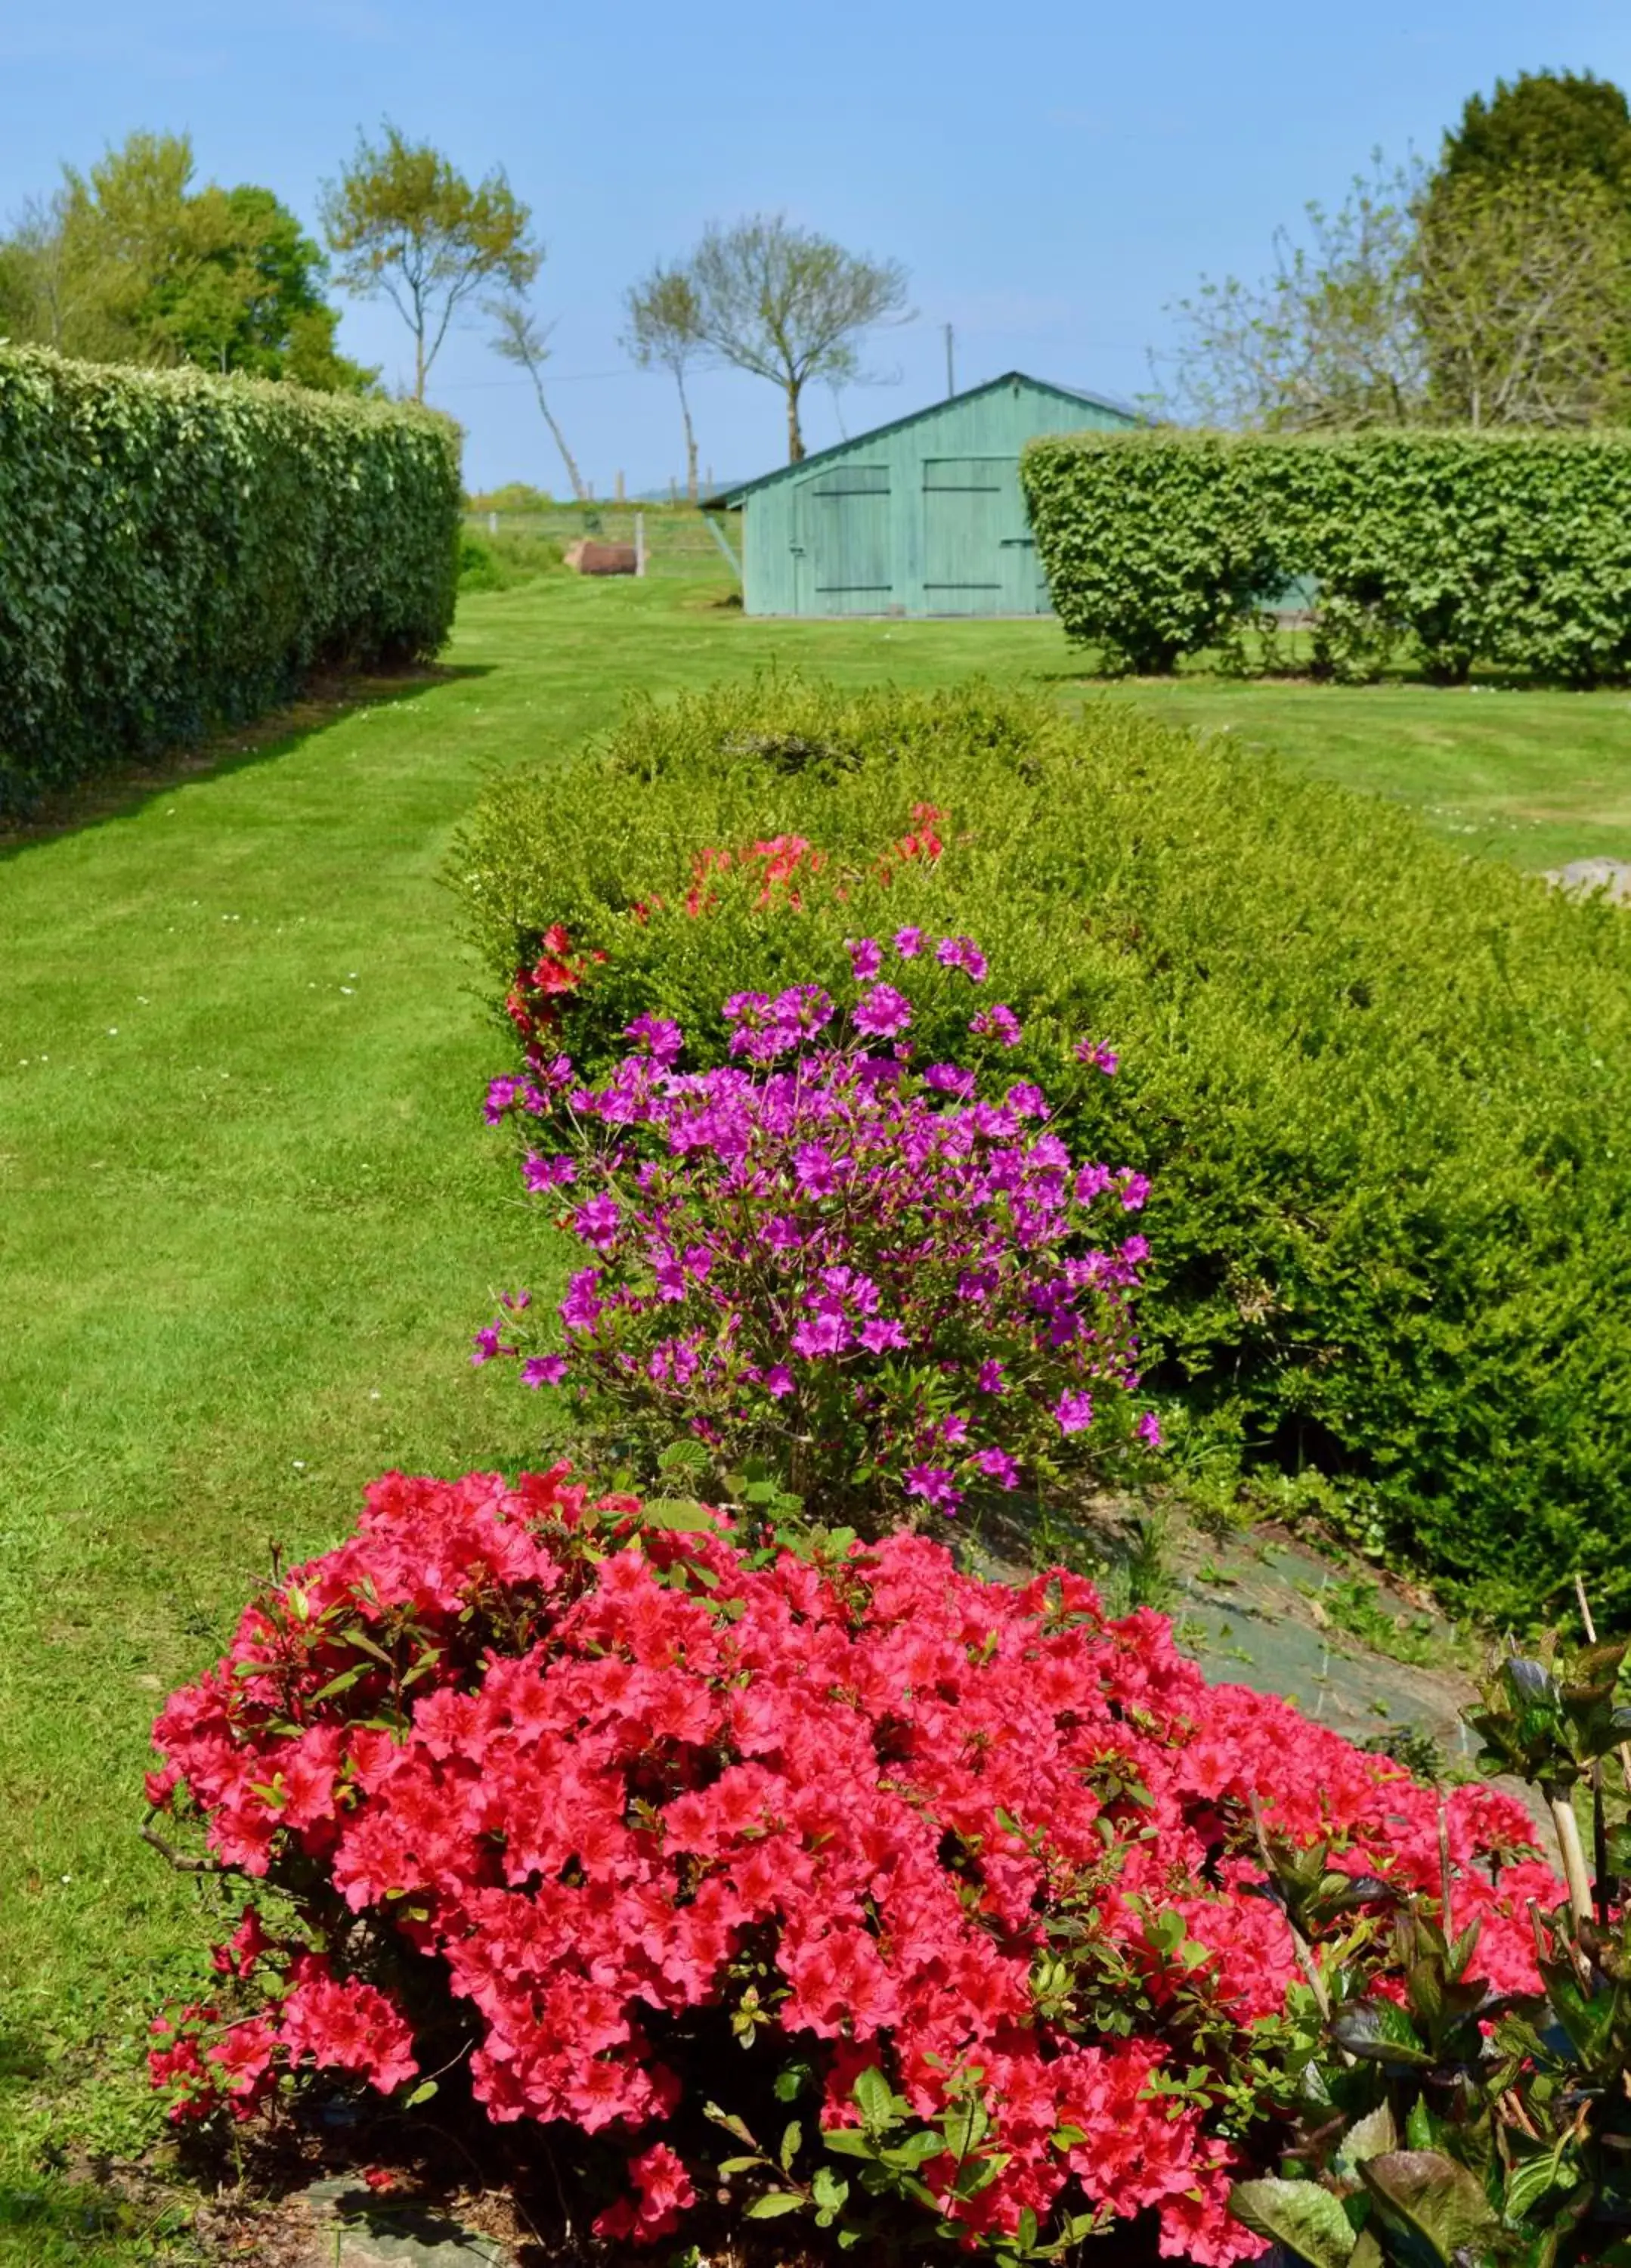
xmin=1229 ymin=1632 xmax=1631 ymax=2268
xmin=144 ymin=1467 xmax=1564 ymax=2260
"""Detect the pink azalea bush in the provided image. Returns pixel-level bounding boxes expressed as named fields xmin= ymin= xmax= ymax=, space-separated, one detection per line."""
xmin=147 ymin=1467 xmax=1558 ymax=2259
xmin=477 ymin=930 xmax=1153 ymax=1524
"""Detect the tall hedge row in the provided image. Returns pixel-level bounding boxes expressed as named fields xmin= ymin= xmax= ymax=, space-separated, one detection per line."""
xmin=0 ymin=347 xmax=462 ymax=810
xmin=452 ymin=679 xmax=1631 ymax=1625
xmin=1020 ymin=428 xmax=1631 ymax=683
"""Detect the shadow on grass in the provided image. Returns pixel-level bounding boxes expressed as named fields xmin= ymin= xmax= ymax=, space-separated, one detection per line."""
xmin=0 ymin=661 xmax=494 ymax=865
xmin=0 ymin=2027 xmax=48 ymax=2084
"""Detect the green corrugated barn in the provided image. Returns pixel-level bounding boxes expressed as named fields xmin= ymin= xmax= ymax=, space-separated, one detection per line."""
xmin=705 ymin=371 xmax=1136 ymax=618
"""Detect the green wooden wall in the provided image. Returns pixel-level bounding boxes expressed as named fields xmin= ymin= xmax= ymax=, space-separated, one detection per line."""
xmin=726 ymin=375 xmax=1134 ymax=618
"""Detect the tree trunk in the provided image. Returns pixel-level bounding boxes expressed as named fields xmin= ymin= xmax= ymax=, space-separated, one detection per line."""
xmin=527 ymin=368 xmax=588 ymax=502
xmin=786 ymin=380 xmax=805 ymax=464
xmin=676 ymin=371 xmax=698 ymax=503
xmin=414 ymin=326 xmax=426 ymax=404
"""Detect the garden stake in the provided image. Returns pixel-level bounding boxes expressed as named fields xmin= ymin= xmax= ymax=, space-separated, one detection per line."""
xmin=1573 ymin=1572 xmax=1631 ymax=1795
xmin=1546 ymin=1786 xmax=1594 ymax=1936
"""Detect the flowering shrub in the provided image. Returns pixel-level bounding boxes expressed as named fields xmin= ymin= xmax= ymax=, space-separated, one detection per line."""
xmin=147 ymin=1467 xmax=1561 ymax=2260
xmin=502 ymin=921 xmax=605 ymax=1048
xmin=498 ymin=807 xmax=946 ymax=1067
xmin=478 ymin=931 xmax=1152 ymax=1524
xmin=453 ymin=677 xmax=1631 ymax=1628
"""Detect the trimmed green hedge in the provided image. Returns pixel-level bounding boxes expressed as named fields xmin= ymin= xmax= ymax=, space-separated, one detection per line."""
xmin=1020 ymin=428 xmax=1631 ymax=683
xmin=0 ymin=347 xmax=462 ymax=808
xmin=453 ymin=678 xmax=1631 ymax=1623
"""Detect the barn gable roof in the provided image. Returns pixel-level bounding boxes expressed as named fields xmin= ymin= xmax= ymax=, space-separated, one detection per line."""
xmin=701 ymin=371 xmax=1137 ymax=508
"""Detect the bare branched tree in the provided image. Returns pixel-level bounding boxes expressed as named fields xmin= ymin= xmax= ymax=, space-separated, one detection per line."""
xmin=487 ymin=290 xmax=587 ymax=502
xmin=686 ymin=214 xmax=911 ymax=462
xmin=1415 ymin=169 xmax=1631 ymax=426
xmin=1157 ymin=158 xmax=1430 ymax=430
xmin=622 ymin=263 xmax=707 ymax=501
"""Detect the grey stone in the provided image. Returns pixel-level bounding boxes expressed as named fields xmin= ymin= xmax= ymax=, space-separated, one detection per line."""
xmin=299 ymin=2176 xmax=512 ymax=2268
xmin=1543 ymin=857 xmax=1631 ymax=903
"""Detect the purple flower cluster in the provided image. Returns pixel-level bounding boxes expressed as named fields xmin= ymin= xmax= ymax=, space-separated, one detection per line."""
xmin=477 ymin=931 xmax=1156 ymax=1524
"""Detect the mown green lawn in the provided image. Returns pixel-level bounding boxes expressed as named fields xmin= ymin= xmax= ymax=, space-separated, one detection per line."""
xmin=2 ymin=565 xmax=1628 ymax=2252
xmin=1097 ymin=672 xmax=1631 ymax=872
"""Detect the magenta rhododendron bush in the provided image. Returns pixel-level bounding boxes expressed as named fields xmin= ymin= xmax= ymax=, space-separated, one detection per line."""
xmin=147 ymin=1467 xmax=1558 ymax=2258
xmin=478 ymin=928 xmax=1153 ymax=1523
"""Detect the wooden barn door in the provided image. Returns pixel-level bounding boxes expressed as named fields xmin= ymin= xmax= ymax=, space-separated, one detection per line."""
xmin=791 ymin=465 xmax=893 ymax=614
xmin=922 ymin=457 xmax=1049 ymax=614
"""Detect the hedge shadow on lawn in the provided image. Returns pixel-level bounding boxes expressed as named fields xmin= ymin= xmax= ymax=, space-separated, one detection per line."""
xmin=0 ymin=662 xmax=494 ymax=865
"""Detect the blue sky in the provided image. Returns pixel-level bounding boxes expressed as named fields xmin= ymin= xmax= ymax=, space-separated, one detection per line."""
xmin=3 ymin=0 xmax=1627 ymax=495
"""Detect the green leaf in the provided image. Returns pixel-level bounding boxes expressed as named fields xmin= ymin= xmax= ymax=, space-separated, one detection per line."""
xmin=745 ymin=2191 xmax=806 ymax=2219
xmin=1503 ymin=2150 xmax=1564 ymax=2226
xmin=811 ymin=2167 xmax=849 ymax=2213
xmin=942 ymin=2096 xmax=991 ymax=2159
xmin=952 ymin=2150 xmax=1010 ymax=2200
xmin=1330 ymin=2000 xmax=1434 ymax=2068
xmin=852 ymin=2065 xmax=895 ymax=2129
xmin=1359 ymin=2150 xmax=1502 ymax=2267
xmin=639 ymin=1498 xmax=719 ymax=1532
xmin=1229 ymin=2180 xmax=1360 ymax=2268
xmin=880 ymin=2131 xmax=945 ymax=2170
xmin=703 ymin=2101 xmax=757 ymax=2146
xmin=822 ymin=2130 xmax=877 ymax=2161
xmin=307 ymin=1662 xmax=369 ymax=1704
xmin=401 ymin=2078 xmax=438 ymax=2107
xmin=779 ymin=2119 xmax=802 ymax=2172
xmin=1336 ymin=2104 xmax=1399 ymax=2175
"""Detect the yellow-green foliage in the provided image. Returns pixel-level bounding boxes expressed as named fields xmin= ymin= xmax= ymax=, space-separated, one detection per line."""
xmin=1022 ymin=427 xmax=1631 ymax=683
xmin=0 ymin=346 xmax=461 ymax=807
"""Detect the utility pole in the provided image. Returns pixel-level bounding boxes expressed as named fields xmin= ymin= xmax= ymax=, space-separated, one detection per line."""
xmin=944 ymin=323 xmax=955 ymax=399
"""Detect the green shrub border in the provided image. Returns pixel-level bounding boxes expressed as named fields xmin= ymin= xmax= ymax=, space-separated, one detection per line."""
xmin=1020 ymin=427 xmax=1631 ymax=683
xmin=0 ymin=346 xmax=462 ymax=807
xmin=451 ymin=677 xmax=1631 ymax=1624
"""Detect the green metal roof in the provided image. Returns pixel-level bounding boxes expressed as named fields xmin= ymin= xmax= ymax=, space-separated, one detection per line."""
xmin=701 ymin=370 xmax=1138 ymax=508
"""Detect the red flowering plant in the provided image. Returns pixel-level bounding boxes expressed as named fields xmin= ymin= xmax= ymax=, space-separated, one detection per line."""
xmin=494 ymin=807 xmax=952 ymax=1077
xmin=476 ymin=928 xmax=1150 ymax=1527
xmin=145 ymin=1467 xmax=1562 ymax=2261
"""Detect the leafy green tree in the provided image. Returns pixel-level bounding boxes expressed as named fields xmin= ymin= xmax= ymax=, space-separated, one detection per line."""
xmin=1415 ymin=168 xmax=1631 ymax=426
xmin=1160 ymin=159 xmax=1428 ymax=430
xmin=622 ymin=262 xmax=707 ymax=500
xmin=0 ymin=132 xmax=373 ymax=389
xmin=321 ymin=123 xmax=537 ymax=400
xmin=683 ymin=214 xmax=911 ymax=463
xmin=0 ymin=193 xmax=93 ymax=349
xmin=1165 ymin=124 xmax=1631 ymax=433
xmin=1436 ymin=69 xmax=1631 ymax=199
xmin=1416 ymin=71 xmax=1631 ymax=426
